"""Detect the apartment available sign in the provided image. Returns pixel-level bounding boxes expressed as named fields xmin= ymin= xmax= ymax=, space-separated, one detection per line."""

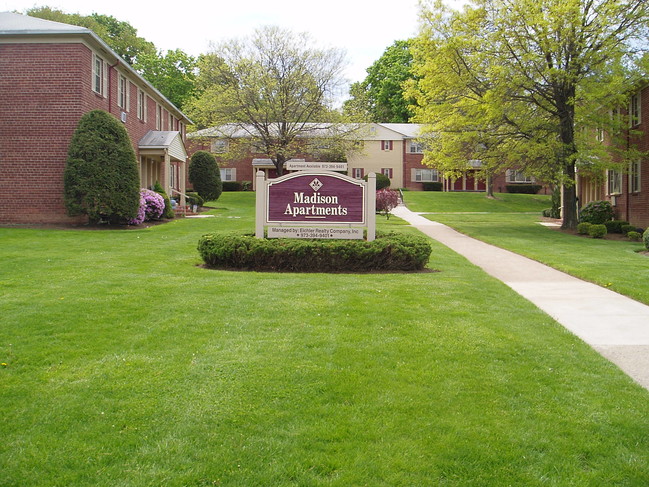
xmin=256 ymin=170 xmax=376 ymax=241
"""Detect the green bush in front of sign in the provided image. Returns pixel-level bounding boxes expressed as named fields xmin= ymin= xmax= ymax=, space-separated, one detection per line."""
xmin=197 ymin=232 xmax=432 ymax=272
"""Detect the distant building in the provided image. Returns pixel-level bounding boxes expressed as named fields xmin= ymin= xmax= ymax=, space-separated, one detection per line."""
xmin=0 ymin=12 xmax=191 ymax=224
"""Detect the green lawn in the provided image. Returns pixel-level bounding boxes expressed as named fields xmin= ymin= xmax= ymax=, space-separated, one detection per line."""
xmin=404 ymin=190 xmax=552 ymax=213
xmin=403 ymin=192 xmax=649 ymax=306
xmin=2 ymin=192 xmax=649 ymax=486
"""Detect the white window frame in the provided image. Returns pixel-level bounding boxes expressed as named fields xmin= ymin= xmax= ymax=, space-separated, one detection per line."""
xmin=381 ymin=140 xmax=393 ymax=151
xmin=220 ymin=168 xmax=236 ymax=181
xmin=409 ymin=141 xmax=424 ymax=153
xmin=352 ymin=168 xmax=364 ymax=179
xmin=92 ymin=53 xmax=107 ymax=97
xmin=608 ymin=169 xmax=622 ymax=195
xmin=118 ymin=74 xmax=129 ymax=110
xmin=413 ymin=168 xmax=438 ymax=182
xmin=211 ymin=139 xmax=228 ymax=153
xmin=630 ymin=92 xmax=641 ymax=127
xmin=381 ymin=167 xmax=393 ymax=179
xmin=506 ymin=169 xmax=534 ymax=183
xmin=156 ymin=104 xmax=162 ymax=130
xmin=629 ymin=160 xmax=641 ymax=193
xmin=168 ymin=112 xmax=174 ymax=131
xmin=137 ymin=89 xmax=147 ymax=121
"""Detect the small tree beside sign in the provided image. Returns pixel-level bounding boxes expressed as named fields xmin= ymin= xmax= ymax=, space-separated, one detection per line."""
xmin=256 ymin=171 xmax=376 ymax=241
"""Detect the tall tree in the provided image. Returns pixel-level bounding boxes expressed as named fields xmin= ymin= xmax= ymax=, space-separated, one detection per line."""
xmin=134 ymin=49 xmax=197 ymax=110
xmin=186 ymin=26 xmax=353 ymax=175
xmin=344 ymin=40 xmax=416 ymax=123
xmin=411 ymin=0 xmax=649 ymax=228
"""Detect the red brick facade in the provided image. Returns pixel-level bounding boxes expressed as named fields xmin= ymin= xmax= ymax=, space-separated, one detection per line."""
xmin=0 ymin=15 xmax=190 ymax=225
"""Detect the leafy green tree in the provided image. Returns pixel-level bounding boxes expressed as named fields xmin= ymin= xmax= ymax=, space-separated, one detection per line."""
xmin=64 ymin=110 xmax=140 ymax=223
xmin=186 ymin=26 xmax=353 ymax=175
xmin=134 ymin=49 xmax=197 ymax=110
xmin=345 ymin=40 xmax=416 ymax=123
xmin=189 ymin=151 xmax=222 ymax=202
xmin=410 ymin=0 xmax=649 ymax=229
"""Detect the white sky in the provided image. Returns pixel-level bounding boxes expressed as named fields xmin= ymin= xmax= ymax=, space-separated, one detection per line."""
xmin=2 ymin=0 xmax=466 ymax=87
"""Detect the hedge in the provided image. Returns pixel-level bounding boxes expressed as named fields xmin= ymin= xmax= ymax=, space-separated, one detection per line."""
xmin=197 ymin=232 xmax=433 ymax=272
xmin=505 ymin=184 xmax=542 ymax=194
xmin=422 ymin=182 xmax=443 ymax=191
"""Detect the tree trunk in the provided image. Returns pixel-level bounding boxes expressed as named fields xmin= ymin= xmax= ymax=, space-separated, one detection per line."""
xmin=556 ymin=87 xmax=578 ymax=230
xmin=561 ymin=162 xmax=578 ymax=229
xmin=486 ymin=173 xmax=494 ymax=198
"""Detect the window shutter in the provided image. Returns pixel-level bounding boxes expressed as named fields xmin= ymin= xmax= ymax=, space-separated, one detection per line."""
xmin=126 ymin=80 xmax=131 ymax=111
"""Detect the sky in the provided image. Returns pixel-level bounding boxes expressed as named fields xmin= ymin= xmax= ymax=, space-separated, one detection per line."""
xmin=2 ymin=0 xmax=466 ymax=87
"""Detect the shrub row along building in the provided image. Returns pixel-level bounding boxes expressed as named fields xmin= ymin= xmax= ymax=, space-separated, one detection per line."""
xmin=1 ymin=12 xmax=648 ymax=227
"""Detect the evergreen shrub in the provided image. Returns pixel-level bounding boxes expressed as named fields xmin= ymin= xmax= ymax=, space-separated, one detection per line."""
xmin=153 ymin=181 xmax=174 ymax=219
xmin=197 ymin=232 xmax=433 ymax=272
xmin=604 ymin=220 xmax=629 ymax=234
xmin=579 ymin=200 xmax=614 ymax=224
xmin=621 ymin=224 xmax=636 ymax=235
xmin=422 ymin=182 xmax=443 ymax=191
xmin=64 ymin=110 xmax=140 ymax=223
xmin=588 ymin=224 xmax=607 ymax=239
xmin=222 ymin=181 xmax=243 ymax=191
xmin=627 ymin=231 xmax=642 ymax=242
xmin=577 ymin=222 xmax=592 ymax=235
xmin=505 ymin=184 xmax=542 ymax=194
xmin=364 ymin=173 xmax=391 ymax=190
xmin=189 ymin=151 xmax=222 ymax=202
xmin=644 ymin=229 xmax=649 ymax=250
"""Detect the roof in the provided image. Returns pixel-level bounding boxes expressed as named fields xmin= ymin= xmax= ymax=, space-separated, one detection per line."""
xmin=0 ymin=12 xmax=192 ymax=125
xmin=139 ymin=131 xmax=187 ymax=161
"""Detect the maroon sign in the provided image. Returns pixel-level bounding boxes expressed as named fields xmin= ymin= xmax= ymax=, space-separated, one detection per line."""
xmin=267 ymin=173 xmax=365 ymax=224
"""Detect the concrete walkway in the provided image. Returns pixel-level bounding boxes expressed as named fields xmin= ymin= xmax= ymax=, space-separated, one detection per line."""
xmin=392 ymin=205 xmax=649 ymax=390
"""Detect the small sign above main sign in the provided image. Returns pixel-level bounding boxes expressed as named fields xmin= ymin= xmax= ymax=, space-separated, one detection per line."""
xmin=284 ymin=161 xmax=348 ymax=171
xmin=266 ymin=173 xmax=365 ymax=224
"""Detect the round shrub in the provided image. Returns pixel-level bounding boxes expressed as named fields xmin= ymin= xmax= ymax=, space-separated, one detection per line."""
xmin=189 ymin=150 xmax=222 ymax=202
xmin=588 ymin=224 xmax=607 ymax=239
xmin=644 ymin=228 xmax=649 ymax=250
xmin=579 ymin=200 xmax=614 ymax=224
xmin=627 ymin=231 xmax=642 ymax=242
xmin=621 ymin=224 xmax=636 ymax=235
xmin=576 ymin=222 xmax=592 ymax=235
xmin=604 ymin=220 xmax=629 ymax=234
xmin=197 ymin=232 xmax=433 ymax=272
xmin=128 ymin=189 xmax=165 ymax=225
xmin=376 ymin=188 xmax=400 ymax=219
xmin=364 ymin=172 xmax=391 ymax=190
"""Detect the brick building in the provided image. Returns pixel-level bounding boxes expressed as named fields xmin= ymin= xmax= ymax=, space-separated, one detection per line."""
xmin=189 ymin=123 xmax=542 ymax=193
xmin=0 ymin=12 xmax=191 ymax=224
xmin=577 ymin=84 xmax=649 ymax=228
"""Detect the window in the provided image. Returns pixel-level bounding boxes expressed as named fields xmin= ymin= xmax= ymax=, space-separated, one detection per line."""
xmin=92 ymin=53 xmax=107 ymax=96
xmin=352 ymin=168 xmax=364 ymax=179
xmin=118 ymin=75 xmax=129 ymax=110
xmin=608 ymin=169 xmax=622 ymax=194
xmin=211 ymin=139 xmax=228 ymax=153
xmin=409 ymin=141 xmax=424 ymax=153
xmin=156 ymin=104 xmax=162 ymax=130
xmin=137 ymin=89 xmax=147 ymax=121
xmin=413 ymin=168 xmax=438 ymax=182
xmin=168 ymin=113 xmax=174 ymax=131
xmin=630 ymin=92 xmax=641 ymax=127
xmin=596 ymin=126 xmax=604 ymax=143
xmin=170 ymin=164 xmax=176 ymax=190
xmin=381 ymin=140 xmax=393 ymax=151
xmin=220 ymin=168 xmax=236 ymax=181
xmin=630 ymin=160 xmax=641 ymax=193
xmin=507 ymin=169 xmax=534 ymax=183
xmin=381 ymin=168 xmax=393 ymax=179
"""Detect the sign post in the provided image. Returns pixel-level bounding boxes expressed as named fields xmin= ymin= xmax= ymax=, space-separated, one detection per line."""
xmin=255 ymin=170 xmax=376 ymax=241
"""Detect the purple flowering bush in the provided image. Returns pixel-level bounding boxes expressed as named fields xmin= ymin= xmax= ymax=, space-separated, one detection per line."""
xmin=128 ymin=189 xmax=165 ymax=225
xmin=376 ymin=189 xmax=400 ymax=219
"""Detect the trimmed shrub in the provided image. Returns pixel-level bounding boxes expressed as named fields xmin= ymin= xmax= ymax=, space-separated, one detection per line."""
xmin=577 ymin=222 xmax=592 ymax=235
xmin=604 ymin=220 xmax=629 ymax=234
xmin=621 ymin=224 xmax=636 ymax=235
xmin=197 ymin=232 xmax=433 ymax=272
xmin=189 ymin=150 xmax=223 ymax=202
xmin=588 ymin=224 xmax=607 ymax=239
xmin=628 ymin=231 xmax=642 ymax=242
xmin=185 ymin=192 xmax=205 ymax=208
xmin=64 ymin=110 xmax=140 ymax=223
xmin=153 ymin=181 xmax=174 ymax=219
xmin=364 ymin=172 xmax=391 ymax=190
xmin=644 ymin=228 xmax=649 ymax=250
xmin=422 ymin=182 xmax=443 ymax=191
xmin=506 ymin=184 xmax=542 ymax=194
xmin=222 ymin=181 xmax=243 ymax=191
xmin=579 ymin=200 xmax=614 ymax=224
xmin=376 ymin=188 xmax=400 ymax=219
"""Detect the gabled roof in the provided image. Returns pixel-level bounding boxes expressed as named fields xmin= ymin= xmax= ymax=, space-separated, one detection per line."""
xmin=0 ymin=12 xmax=192 ymax=125
xmin=139 ymin=131 xmax=187 ymax=162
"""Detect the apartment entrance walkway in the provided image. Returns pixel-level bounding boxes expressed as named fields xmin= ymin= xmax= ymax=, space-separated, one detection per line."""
xmin=392 ymin=204 xmax=649 ymax=390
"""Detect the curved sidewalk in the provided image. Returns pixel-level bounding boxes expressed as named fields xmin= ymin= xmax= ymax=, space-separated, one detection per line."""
xmin=392 ymin=205 xmax=649 ymax=390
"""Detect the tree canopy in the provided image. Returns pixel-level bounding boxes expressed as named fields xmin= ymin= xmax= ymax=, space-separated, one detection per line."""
xmin=185 ymin=26 xmax=355 ymax=175
xmin=344 ymin=40 xmax=417 ymax=123
xmin=409 ymin=0 xmax=649 ymax=228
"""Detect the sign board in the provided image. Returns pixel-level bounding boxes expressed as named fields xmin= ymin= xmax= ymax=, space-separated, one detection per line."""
xmin=256 ymin=171 xmax=376 ymax=241
xmin=284 ymin=161 xmax=348 ymax=171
